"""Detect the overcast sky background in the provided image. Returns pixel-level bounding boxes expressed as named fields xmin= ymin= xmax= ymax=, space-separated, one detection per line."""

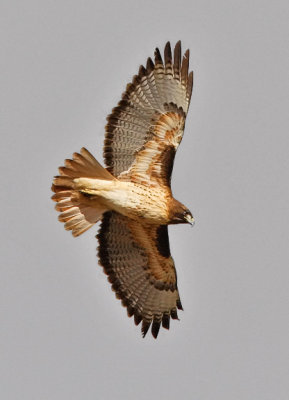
xmin=1 ymin=1 xmax=289 ymax=399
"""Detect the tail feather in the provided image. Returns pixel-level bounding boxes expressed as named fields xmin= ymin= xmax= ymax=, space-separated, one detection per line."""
xmin=58 ymin=207 xmax=80 ymax=222
xmin=51 ymin=148 xmax=112 ymax=237
xmin=62 ymin=148 xmax=115 ymax=180
xmin=53 ymin=176 xmax=74 ymax=188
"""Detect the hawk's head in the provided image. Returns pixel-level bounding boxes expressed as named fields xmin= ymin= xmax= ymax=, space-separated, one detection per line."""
xmin=169 ymin=199 xmax=195 ymax=226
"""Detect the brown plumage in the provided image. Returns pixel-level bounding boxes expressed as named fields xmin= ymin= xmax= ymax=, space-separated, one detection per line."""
xmin=51 ymin=41 xmax=194 ymax=338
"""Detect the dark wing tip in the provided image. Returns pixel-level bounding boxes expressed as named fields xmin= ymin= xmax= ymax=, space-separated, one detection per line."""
xmin=164 ymin=41 xmax=172 ymax=65
xmin=170 ymin=308 xmax=179 ymax=320
xmin=138 ymin=64 xmax=146 ymax=78
xmin=151 ymin=320 xmax=161 ymax=339
xmin=176 ymin=299 xmax=183 ymax=310
xmin=141 ymin=320 xmax=151 ymax=338
xmin=154 ymin=47 xmax=163 ymax=65
xmin=187 ymin=70 xmax=194 ymax=100
xmin=127 ymin=305 xmax=134 ymax=317
xmin=146 ymin=57 xmax=154 ymax=73
xmin=181 ymin=48 xmax=190 ymax=85
xmin=173 ymin=41 xmax=182 ymax=78
xmin=162 ymin=314 xmax=170 ymax=330
xmin=134 ymin=312 xmax=142 ymax=326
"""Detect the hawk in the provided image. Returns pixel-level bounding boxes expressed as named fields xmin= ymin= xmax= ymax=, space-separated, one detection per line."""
xmin=51 ymin=41 xmax=194 ymax=338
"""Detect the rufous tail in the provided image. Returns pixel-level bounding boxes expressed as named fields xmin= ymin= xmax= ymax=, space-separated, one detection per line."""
xmin=51 ymin=147 xmax=114 ymax=237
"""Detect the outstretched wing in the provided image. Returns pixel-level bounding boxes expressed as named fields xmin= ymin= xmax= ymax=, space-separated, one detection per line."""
xmin=104 ymin=41 xmax=193 ymax=186
xmin=97 ymin=212 xmax=183 ymax=338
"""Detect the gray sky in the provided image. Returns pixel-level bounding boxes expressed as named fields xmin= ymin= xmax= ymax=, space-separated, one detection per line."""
xmin=1 ymin=1 xmax=289 ymax=399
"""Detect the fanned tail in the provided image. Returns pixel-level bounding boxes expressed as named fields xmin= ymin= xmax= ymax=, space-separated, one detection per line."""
xmin=51 ymin=148 xmax=114 ymax=237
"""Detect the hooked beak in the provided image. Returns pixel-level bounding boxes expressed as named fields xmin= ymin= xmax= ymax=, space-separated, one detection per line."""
xmin=185 ymin=214 xmax=195 ymax=227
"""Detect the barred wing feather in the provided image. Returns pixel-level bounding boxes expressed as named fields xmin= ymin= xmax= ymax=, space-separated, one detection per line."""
xmin=104 ymin=41 xmax=193 ymax=181
xmin=97 ymin=212 xmax=182 ymax=338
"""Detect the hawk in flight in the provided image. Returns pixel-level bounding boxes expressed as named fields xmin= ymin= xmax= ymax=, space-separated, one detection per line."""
xmin=52 ymin=41 xmax=194 ymax=338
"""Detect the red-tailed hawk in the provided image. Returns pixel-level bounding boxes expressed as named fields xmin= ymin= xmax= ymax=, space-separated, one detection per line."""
xmin=52 ymin=41 xmax=194 ymax=338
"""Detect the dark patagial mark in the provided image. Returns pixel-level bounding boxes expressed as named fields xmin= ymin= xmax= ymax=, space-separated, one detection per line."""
xmin=156 ymin=225 xmax=171 ymax=258
xmin=159 ymin=145 xmax=176 ymax=187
